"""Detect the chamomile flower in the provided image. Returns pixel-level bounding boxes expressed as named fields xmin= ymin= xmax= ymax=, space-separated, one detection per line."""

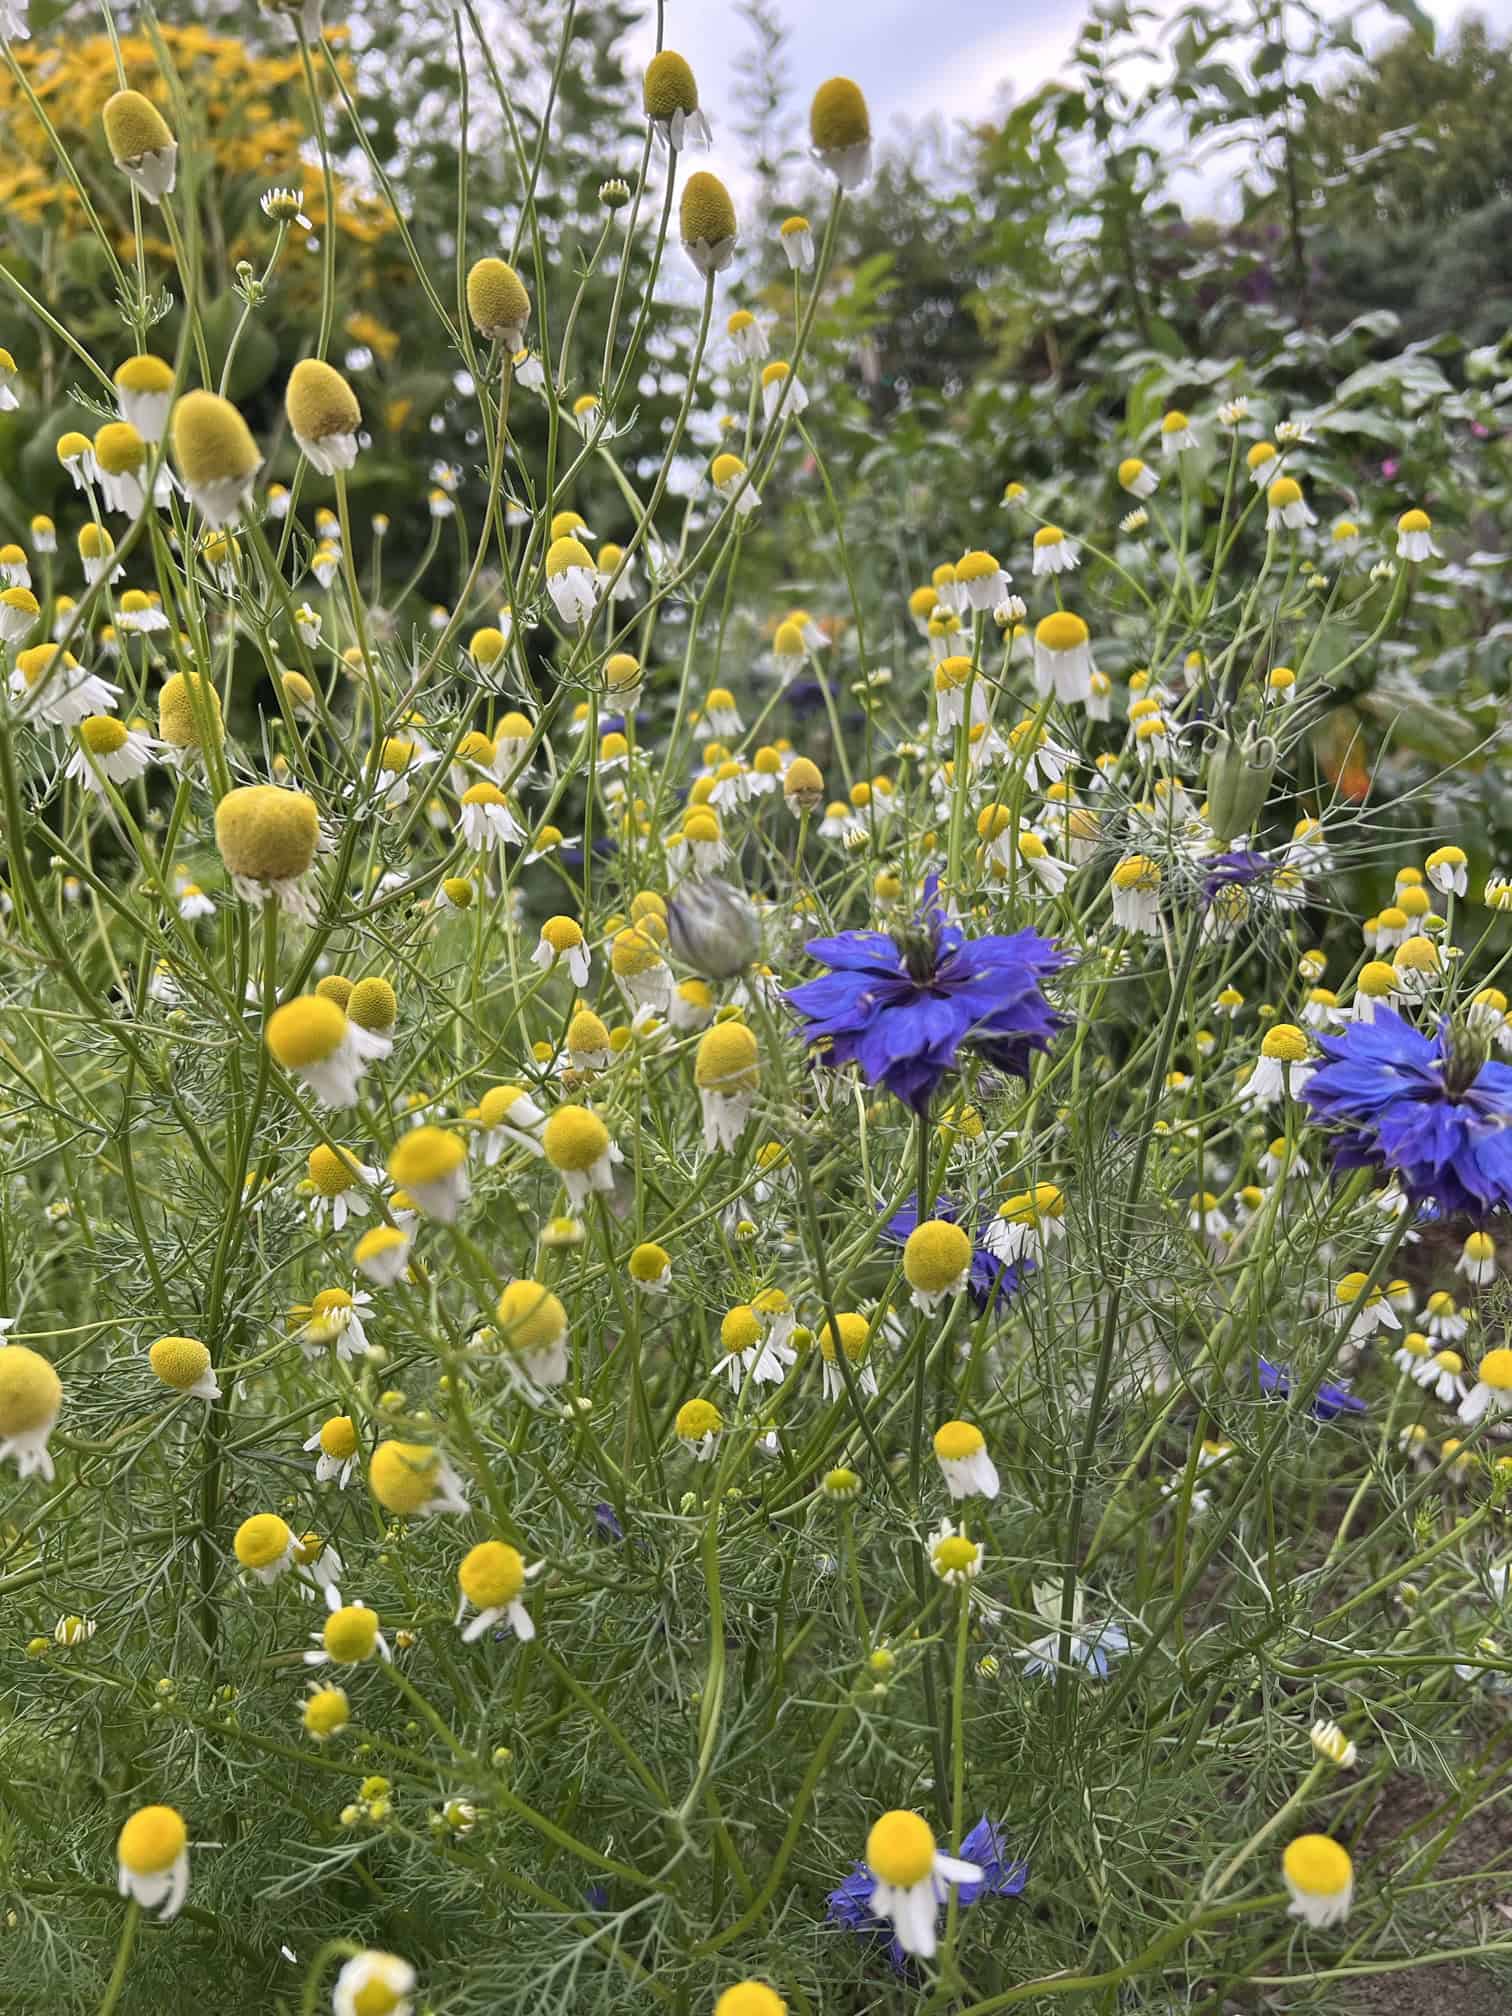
xmin=779 ymin=213 xmax=814 ymax=269
xmin=305 ymin=1415 xmax=360 ymax=1487
xmin=234 ymin=1512 xmax=296 ymax=1585
xmin=354 ymin=1224 xmax=413 ymax=1288
xmin=0 ymin=1343 xmax=63 ymax=1480
xmin=215 ymin=784 xmax=321 ymax=924
xmin=810 ymin=76 xmax=873 ymax=189
xmin=542 ymin=1103 xmax=622 ymax=1206
xmin=643 ymin=49 xmax=712 ymax=150
xmin=1282 ymin=1835 xmax=1354 ymax=1928
xmin=148 ymin=1334 xmax=220 ymax=1402
xmin=386 ymin=1126 xmax=470 ymax=1223
xmin=1033 ymin=611 xmax=1093 ymax=705
xmin=66 ymin=715 xmax=157 ymax=794
xmin=1266 ymin=476 xmax=1316 ymax=532
xmin=1395 ymin=508 xmax=1438 ymax=562
xmin=369 ymin=1439 xmax=469 ymax=1517
xmin=494 ymin=1279 xmax=570 ymax=1391
xmin=760 ymin=360 xmax=807 ymax=424
xmin=456 ymin=1540 xmax=541 ymax=1643
xmin=1118 ymin=456 xmax=1158 ymax=498
xmin=116 ymin=1805 xmax=189 ymax=1920
xmin=1457 ymin=1231 xmax=1496 ymax=1286
xmin=265 ymin=996 xmax=375 ymax=1109
xmin=1031 ymin=524 xmax=1079 ymax=575
xmin=332 ymin=1952 xmax=415 ymax=2016
xmin=818 ymin=1312 xmax=876 ymax=1400
xmin=102 ymin=90 xmax=177 ymax=202
xmin=1109 ymin=853 xmax=1161 ymax=935
xmin=903 ymin=1218 xmax=972 ymax=1310
xmin=1459 ymin=1347 xmax=1512 ymax=1426
xmin=306 ymin=1583 xmax=390 ymax=1666
xmin=674 ymin=1396 xmax=723 ymax=1460
xmin=681 ymin=171 xmax=737 ymax=278
xmin=1240 ymin=1023 xmax=1313 ymax=1108
xmin=933 ymin=1420 xmax=1000 ymax=1500
xmin=694 ymin=1021 xmax=761 ymax=1151
xmin=544 ymin=536 xmax=600 ymax=626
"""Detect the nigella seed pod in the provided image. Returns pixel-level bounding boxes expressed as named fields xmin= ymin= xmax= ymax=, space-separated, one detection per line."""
xmin=667 ymin=877 xmax=760 ymax=979
xmin=1206 ymin=728 xmax=1276 ymax=845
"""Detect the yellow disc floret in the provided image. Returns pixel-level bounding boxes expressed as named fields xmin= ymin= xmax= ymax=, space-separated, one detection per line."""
xmin=215 ymin=785 xmax=319 ymax=883
xmin=903 ymin=1219 xmax=971 ymax=1293
xmin=458 ymin=1540 xmax=526 ymax=1609
xmin=866 ymin=1809 xmax=935 ymax=1887
xmin=148 ymin=1336 xmax=211 ymax=1391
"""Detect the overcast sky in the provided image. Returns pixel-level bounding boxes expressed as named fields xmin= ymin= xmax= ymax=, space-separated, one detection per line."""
xmin=629 ymin=0 xmax=1511 ymax=195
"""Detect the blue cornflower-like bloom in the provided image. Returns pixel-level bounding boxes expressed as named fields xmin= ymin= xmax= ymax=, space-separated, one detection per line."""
xmin=957 ymin=1819 xmax=1030 ymax=1902
xmin=1302 ymin=1009 xmax=1512 ymax=1215
xmin=787 ymin=885 xmax=1065 ymax=1112
xmin=1257 ymin=1356 xmax=1367 ymax=1421
xmin=827 ymin=1816 xmax=1026 ymax=1971
xmin=881 ymin=1194 xmax=1028 ymax=1311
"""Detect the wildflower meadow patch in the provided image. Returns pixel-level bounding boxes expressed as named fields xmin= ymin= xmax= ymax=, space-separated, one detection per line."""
xmin=1 ymin=1 xmax=1511 ymax=2012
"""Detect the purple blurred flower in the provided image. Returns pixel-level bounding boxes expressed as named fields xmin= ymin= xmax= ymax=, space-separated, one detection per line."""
xmin=1257 ymin=1356 xmax=1366 ymax=1421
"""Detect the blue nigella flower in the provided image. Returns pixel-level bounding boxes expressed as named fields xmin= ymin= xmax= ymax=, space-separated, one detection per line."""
xmin=1302 ymin=1009 xmax=1512 ymax=1215
xmin=956 ymin=1818 xmax=1030 ymax=1902
xmin=1201 ymin=850 xmax=1274 ymax=903
xmin=593 ymin=1501 xmax=625 ymax=1542
xmin=827 ymin=1817 xmax=1026 ymax=1972
xmin=786 ymin=884 xmax=1065 ymax=1113
xmin=881 ymin=1193 xmax=1028 ymax=1312
xmin=1257 ymin=1356 xmax=1367 ymax=1421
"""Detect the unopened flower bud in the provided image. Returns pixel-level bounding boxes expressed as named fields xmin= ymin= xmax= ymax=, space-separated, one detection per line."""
xmin=599 ymin=177 xmax=632 ymax=209
xmin=667 ymin=876 xmax=760 ymax=978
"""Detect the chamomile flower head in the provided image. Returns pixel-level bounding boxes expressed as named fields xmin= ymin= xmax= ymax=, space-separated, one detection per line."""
xmin=929 ymin=1517 xmax=983 ymax=1584
xmin=714 ymin=1985 xmax=786 ymax=2016
xmin=810 ymin=76 xmax=872 ymax=188
xmin=694 ymin=1020 xmax=760 ymax=1151
xmin=862 ymin=1809 xmax=981 ymax=1958
xmin=674 ymin=1396 xmax=723 ymax=1459
xmin=542 ymin=1103 xmax=621 ymax=1206
xmin=1267 ymin=476 xmax=1316 ymax=532
xmin=1159 ymin=408 xmax=1196 ymax=453
xmin=215 ymin=785 xmax=320 ymax=922
xmin=116 ymin=1804 xmax=189 ymax=1919
xmin=1459 ymin=1347 xmax=1512 ymax=1426
xmin=285 ymin=358 xmax=362 ymax=475
xmin=91 ymin=420 xmax=153 ymax=515
xmin=0 ymin=1343 xmax=63 ymax=1480
xmin=760 ymin=358 xmax=807 ymax=423
xmin=466 ymin=257 xmax=531 ymax=347
xmin=102 ymin=89 xmax=177 ymax=201
xmin=629 ymin=1242 xmax=672 ymax=1293
xmin=1396 ymin=508 xmax=1437 ymax=562
xmin=66 ymin=714 xmax=157 ymax=794
xmin=1282 ymin=1834 xmax=1354 ymax=1928
xmin=903 ymin=1218 xmax=972 ymax=1309
xmin=0 ymin=584 xmax=39 ymax=645
xmin=302 ymin=1684 xmax=350 ymax=1740
xmin=386 ymin=1126 xmax=469 ymax=1222
xmin=148 ymin=1334 xmax=219 ymax=1402
xmin=309 ymin=1588 xmax=388 ymax=1667
xmin=1033 ymin=610 xmax=1093 ymax=705
xmin=1032 ymin=524 xmax=1079 ymax=575
xmin=456 ymin=1540 xmax=538 ymax=1643
xmin=305 ymin=1413 xmax=360 ymax=1487
xmin=234 ymin=1512 xmax=296 ymax=1584
xmin=778 ymin=213 xmax=814 ymax=270
xmin=494 ymin=1279 xmax=569 ymax=1389
xmin=332 ymin=1952 xmax=416 ymax=2016
xmin=932 ymin=1420 xmax=1000 ymax=1500
xmin=170 ymin=390 xmax=261 ymax=528
xmin=1425 ymin=845 xmax=1467 ymax=897
xmin=639 ymin=47 xmax=711 ymax=152
xmin=1118 ymin=456 xmax=1158 ymax=498
xmin=544 ymin=535 xmax=599 ymax=626
xmin=680 ymin=172 xmax=738 ymax=278
xmin=817 ymin=1311 xmax=875 ymax=1399
xmin=369 ymin=1439 xmax=468 ymax=1517
xmin=265 ymin=995 xmax=372 ymax=1109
